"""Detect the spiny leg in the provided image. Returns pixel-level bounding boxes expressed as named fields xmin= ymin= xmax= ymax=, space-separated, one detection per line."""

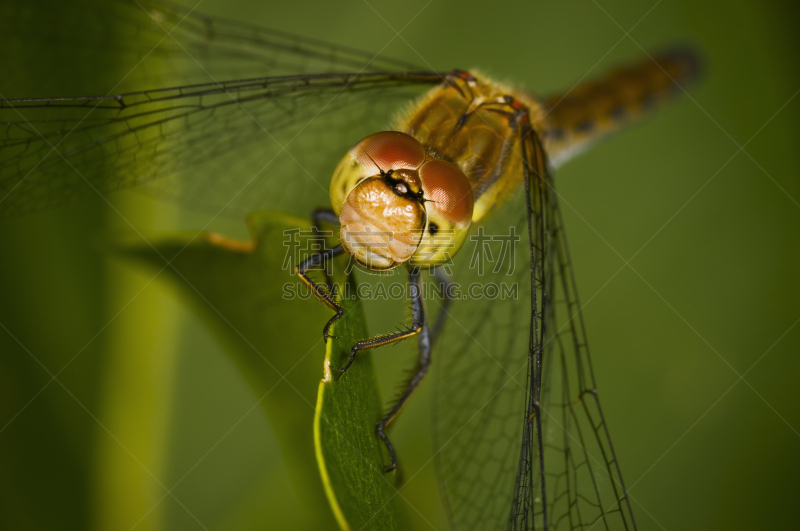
xmin=448 ymin=71 xmax=531 ymax=135
xmin=311 ymin=207 xmax=339 ymax=229
xmin=295 ymin=244 xmax=346 ymax=341
xmin=333 ymin=268 xmax=425 ymax=376
xmin=376 ymin=268 xmax=429 ymax=472
xmin=310 ymin=207 xmax=339 ymax=288
xmin=299 ymin=212 xmax=435 ymax=471
xmin=445 ymin=70 xmax=524 ymax=131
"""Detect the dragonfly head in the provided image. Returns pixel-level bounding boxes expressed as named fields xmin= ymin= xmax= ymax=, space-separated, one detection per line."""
xmin=331 ymin=131 xmax=473 ymax=271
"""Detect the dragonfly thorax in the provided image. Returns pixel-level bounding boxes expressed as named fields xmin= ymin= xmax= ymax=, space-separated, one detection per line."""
xmin=330 ymin=131 xmax=474 ymax=271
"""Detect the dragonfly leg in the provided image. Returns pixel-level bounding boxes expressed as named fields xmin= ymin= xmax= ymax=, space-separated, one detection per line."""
xmin=449 ymin=74 xmax=533 ymax=135
xmin=430 ymin=267 xmax=454 ymax=346
xmin=311 ymin=207 xmax=339 ymax=227
xmin=446 ymin=70 xmax=531 ymax=130
xmin=311 ymin=208 xmax=339 ymax=288
xmin=375 ymin=268 xmax=429 ymax=472
xmin=295 ymin=244 xmax=346 ymax=341
xmin=331 ymin=268 xmax=425 ymax=378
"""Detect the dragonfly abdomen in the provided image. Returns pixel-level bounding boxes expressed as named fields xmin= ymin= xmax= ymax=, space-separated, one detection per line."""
xmin=541 ymin=48 xmax=701 ymax=167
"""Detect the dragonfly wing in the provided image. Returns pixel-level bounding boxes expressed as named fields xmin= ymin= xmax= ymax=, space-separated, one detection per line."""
xmin=532 ymin=149 xmax=638 ymax=530
xmin=432 ymin=127 xmax=637 ymax=530
xmin=0 ymin=72 xmax=440 ymax=217
xmin=0 ymin=0 xmax=441 ymax=217
xmin=508 ymin=127 xmax=549 ymax=530
xmin=430 ymin=143 xmax=539 ymax=528
xmin=5 ymin=0 xmax=423 ymax=90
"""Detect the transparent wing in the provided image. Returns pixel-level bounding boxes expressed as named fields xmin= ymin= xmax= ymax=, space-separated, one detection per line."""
xmin=3 ymin=0 xmax=423 ymax=89
xmin=431 ymin=133 xmax=539 ymax=529
xmin=0 ymin=0 xmax=441 ymax=217
xmin=0 ymin=71 xmax=440 ymax=217
xmin=535 ymin=179 xmax=637 ymax=531
xmin=432 ymin=128 xmax=637 ymax=530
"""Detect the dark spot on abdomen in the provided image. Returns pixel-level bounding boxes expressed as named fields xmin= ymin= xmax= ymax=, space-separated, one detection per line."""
xmin=577 ymin=120 xmax=594 ymax=133
xmin=611 ymin=105 xmax=627 ymax=119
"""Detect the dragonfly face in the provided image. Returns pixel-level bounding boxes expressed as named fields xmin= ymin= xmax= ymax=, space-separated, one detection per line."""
xmin=330 ymin=131 xmax=473 ymax=270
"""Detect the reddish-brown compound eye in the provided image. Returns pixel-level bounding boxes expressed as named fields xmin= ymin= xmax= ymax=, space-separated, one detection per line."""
xmin=352 ymin=131 xmax=426 ymax=172
xmin=418 ymin=159 xmax=473 ymax=228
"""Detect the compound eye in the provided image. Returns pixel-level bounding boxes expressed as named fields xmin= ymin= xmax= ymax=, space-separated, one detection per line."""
xmin=353 ymin=131 xmax=426 ymax=172
xmin=419 ymin=159 xmax=473 ymax=228
xmin=330 ymin=132 xmax=427 ymax=219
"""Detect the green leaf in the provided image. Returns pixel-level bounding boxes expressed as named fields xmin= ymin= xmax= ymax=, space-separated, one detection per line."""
xmin=111 ymin=210 xmax=406 ymax=530
xmin=314 ymin=272 xmax=409 ymax=531
xmin=111 ymin=210 xmax=331 ymax=528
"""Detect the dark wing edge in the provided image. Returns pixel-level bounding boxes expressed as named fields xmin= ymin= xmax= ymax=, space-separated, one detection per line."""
xmin=0 ymin=72 xmax=443 ymax=217
xmin=544 ymin=181 xmax=639 ymax=531
xmin=428 ymin=121 xmax=638 ymax=531
xmin=4 ymin=0 xmax=425 ymax=90
xmin=509 ymin=124 xmax=639 ymax=530
xmin=1 ymin=0 xmax=444 ymax=217
xmin=151 ymin=0 xmax=425 ymax=72
xmin=507 ymin=123 xmax=549 ymax=530
xmin=0 ymin=72 xmax=442 ymax=110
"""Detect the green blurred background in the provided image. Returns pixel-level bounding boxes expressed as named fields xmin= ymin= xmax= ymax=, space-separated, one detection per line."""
xmin=1 ymin=0 xmax=798 ymax=529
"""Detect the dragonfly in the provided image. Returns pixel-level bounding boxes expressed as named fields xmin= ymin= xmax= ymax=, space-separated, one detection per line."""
xmin=0 ymin=0 xmax=700 ymax=529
